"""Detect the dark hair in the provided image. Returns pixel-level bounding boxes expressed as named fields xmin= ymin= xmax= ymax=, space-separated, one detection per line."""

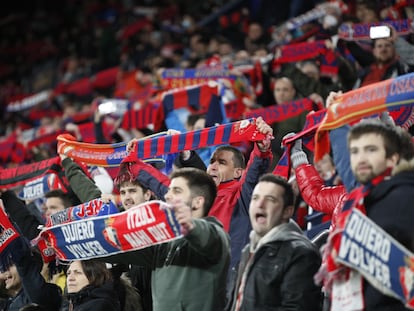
xmin=212 ymin=145 xmax=246 ymax=169
xmin=348 ymin=119 xmax=414 ymax=161
xmin=186 ymin=113 xmax=206 ymax=129
xmin=44 ymin=189 xmax=72 ymax=209
xmin=258 ymin=173 xmax=294 ymax=208
xmin=170 ymin=167 xmax=217 ymax=215
xmin=77 ymin=260 xmax=112 ymax=287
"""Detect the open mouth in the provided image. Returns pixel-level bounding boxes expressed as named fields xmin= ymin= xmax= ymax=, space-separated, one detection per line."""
xmin=255 ymin=213 xmax=266 ymax=224
xmin=357 ymin=165 xmax=371 ymax=173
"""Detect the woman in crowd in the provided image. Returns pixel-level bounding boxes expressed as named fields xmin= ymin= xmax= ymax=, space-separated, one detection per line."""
xmin=65 ymin=260 xmax=120 ymax=311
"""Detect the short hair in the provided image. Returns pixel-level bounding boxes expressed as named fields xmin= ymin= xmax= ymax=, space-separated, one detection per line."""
xmin=348 ymin=119 xmax=414 ymax=161
xmin=170 ymin=167 xmax=217 ymax=215
xmin=213 ymin=145 xmax=246 ymax=169
xmin=258 ymin=173 xmax=294 ymax=208
xmin=77 ymin=260 xmax=112 ymax=287
xmin=44 ymin=189 xmax=72 ymax=209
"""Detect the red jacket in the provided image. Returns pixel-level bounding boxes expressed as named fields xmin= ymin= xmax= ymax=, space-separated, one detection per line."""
xmin=295 ymin=164 xmax=348 ymax=231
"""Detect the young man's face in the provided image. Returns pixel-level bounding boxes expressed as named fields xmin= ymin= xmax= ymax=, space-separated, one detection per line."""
xmin=2 ymin=265 xmax=22 ymax=295
xmin=164 ymin=177 xmax=191 ymax=206
xmin=164 ymin=176 xmax=204 ymax=219
xmin=44 ymin=197 xmax=66 ymax=217
xmin=120 ymin=181 xmax=150 ymax=210
xmin=249 ymin=181 xmax=293 ymax=238
xmin=349 ymin=133 xmax=397 ymax=184
xmin=207 ymin=150 xmax=241 ymax=186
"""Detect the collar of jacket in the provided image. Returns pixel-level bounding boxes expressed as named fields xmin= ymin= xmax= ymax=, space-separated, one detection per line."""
xmin=392 ymin=158 xmax=414 ymax=176
xmin=249 ymin=220 xmax=303 ymax=253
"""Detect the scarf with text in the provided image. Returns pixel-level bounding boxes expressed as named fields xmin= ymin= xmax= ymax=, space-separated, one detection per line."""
xmin=336 ymin=208 xmax=414 ymax=309
xmin=40 ymin=200 xmax=182 ymax=261
xmin=0 ymin=200 xmax=30 ymax=271
xmin=34 ymin=198 xmax=119 ymax=264
xmin=338 ymin=19 xmax=414 ymax=41
xmin=314 ymin=73 xmax=414 ymax=162
xmin=17 ymin=173 xmax=66 ymax=201
xmin=0 ymin=157 xmax=63 ymax=189
xmin=158 ymin=68 xmax=238 ymax=90
xmin=269 ymin=1 xmax=348 ymax=48
xmin=244 ymin=98 xmax=322 ymax=124
xmin=315 ymin=171 xmax=389 ymax=309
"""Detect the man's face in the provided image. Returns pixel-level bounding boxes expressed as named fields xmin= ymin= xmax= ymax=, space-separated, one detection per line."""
xmin=164 ymin=177 xmax=191 ymax=206
xmin=249 ymin=181 xmax=292 ymax=238
xmin=120 ymin=181 xmax=150 ymax=210
xmin=3 ymin=265 xmax=22 ymax=295
xmin=349 ymin=133 xmax=397 ymax=184
xmin=273 ymin=78 xmax=296 ymax=104
xmin=248 ymin=23 xmax=262 ymax=41
xmin=315 ymin=154 xmax=336 ymax=181
xmin=207 ymin=150 xmax=240 ymax=186
xmin=44 ymin=197 xmax=66 ymax=217
xmin=373 ymin=39 xmax=395 ymax=64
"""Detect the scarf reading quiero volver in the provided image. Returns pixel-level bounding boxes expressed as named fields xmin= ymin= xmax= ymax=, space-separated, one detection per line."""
xmin=314 ymin=72 xmax=414 ymax=162
xmin=315 ymin=171 xmax=390 ymax=310
xmin=57 ymin=118 xmax=266 ymax=167
xmin=40 ymin=200 xmax=182 ymax=261
xmin=336 ymin=209 xmax=414 ymax=309
xmin=33 ymin=198 xmax=120 ymax=264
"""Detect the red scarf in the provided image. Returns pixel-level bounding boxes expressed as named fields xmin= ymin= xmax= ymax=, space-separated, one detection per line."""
xmin=316 ymin=169 xmax=392 ymax=290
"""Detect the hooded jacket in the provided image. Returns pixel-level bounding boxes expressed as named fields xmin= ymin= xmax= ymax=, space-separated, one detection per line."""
xmin=228 ymin=221 xmax=322 ymax=311
xmin=104 ymin=217 xmax=230 ymax=311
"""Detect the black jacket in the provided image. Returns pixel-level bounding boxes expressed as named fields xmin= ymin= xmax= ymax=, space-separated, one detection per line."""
xmin=363 ymin=161 xmax=414 ymax=311
xmin=227 ymin=221 xmax=322 ymax=311
xmin=66 ymin=282 xmax=120 ymax=311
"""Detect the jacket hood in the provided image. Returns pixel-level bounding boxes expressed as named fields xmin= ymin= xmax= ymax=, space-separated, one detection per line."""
xmin=392 ymin=158 xmax=414 ymax=176
xmin=369 ymin=158 xmax=414 ymax=202
xmin=250 ymin=220 xmax=304 ymax=252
